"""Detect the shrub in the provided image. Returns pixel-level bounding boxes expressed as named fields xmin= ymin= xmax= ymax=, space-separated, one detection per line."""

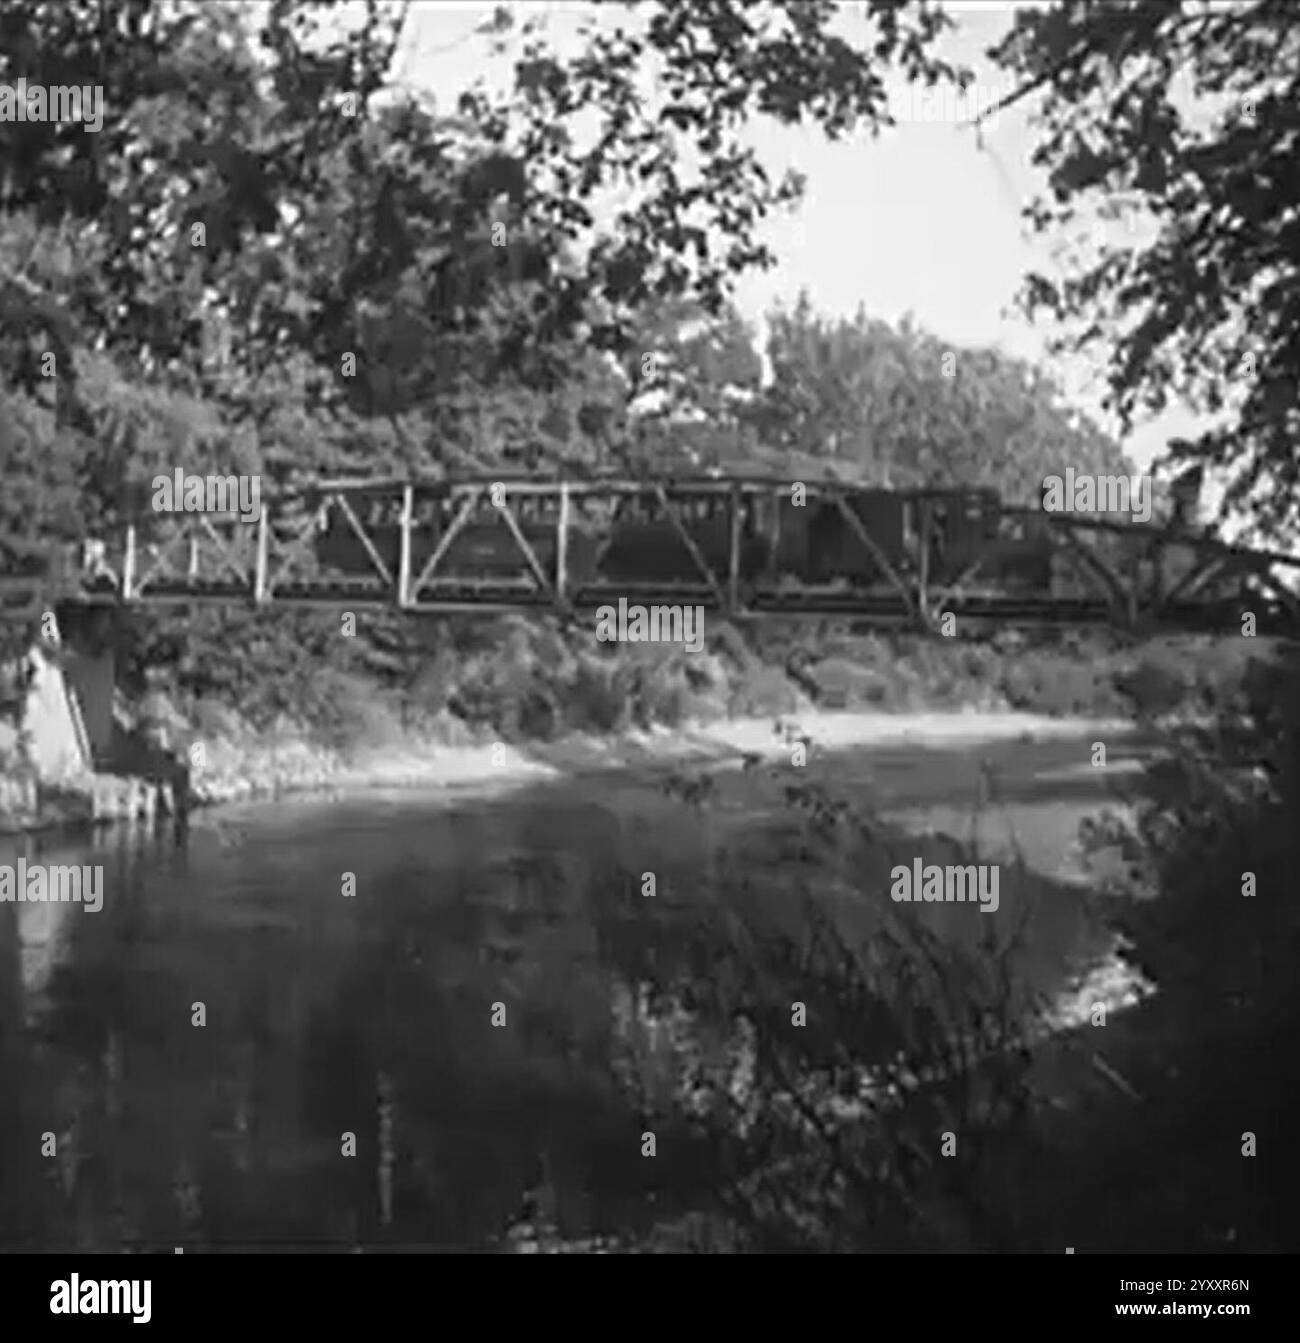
xmin=595 ymin=771 xmax=1081 ymax=1251
xmin=563 ymin=657 xmax=629 ymax=734
xmin=729 ymin=662 xmax=804 ymax=717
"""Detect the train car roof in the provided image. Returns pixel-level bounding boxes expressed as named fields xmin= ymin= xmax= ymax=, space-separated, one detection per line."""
xmin=304 ymin=472 xmax=1005 ymax=497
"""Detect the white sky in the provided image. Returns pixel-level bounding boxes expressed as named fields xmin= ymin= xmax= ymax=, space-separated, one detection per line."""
xmin=391 ymin=0 xmax=1209 ymax=481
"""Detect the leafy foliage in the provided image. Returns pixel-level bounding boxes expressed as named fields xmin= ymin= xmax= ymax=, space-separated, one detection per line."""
xmin=991 ymin=0 xmax=1300 ymax=536
xmin=755 ymin=295 xmax=1132 ymax=495
xmin=0 ymin=0 xmax=958 ymax=655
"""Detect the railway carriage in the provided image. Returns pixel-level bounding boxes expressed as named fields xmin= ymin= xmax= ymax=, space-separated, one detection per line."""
xmin=986 ymin=512 xmax=1055 ymax=594
xmin=313 ymin=487 xmax=606 ymax=593
xmin=299 ymin=472 xmax=1247 ymax=615
xmin=74 ymin=468 xmax=1291 ymax=628
xmin=903 ymin=488 xmax=1003 ymax=587
xmin=312 ymin=488 xmax=442 ymax=581
xmin=597 ymin=489 xmax=769 ymax=589
xmin=805 ymin=489 xmax=908 ymax=587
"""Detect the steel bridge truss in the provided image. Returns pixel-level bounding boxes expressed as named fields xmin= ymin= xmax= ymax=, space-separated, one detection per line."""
xmin=16 ymin=477 xmax=1300 ymax=636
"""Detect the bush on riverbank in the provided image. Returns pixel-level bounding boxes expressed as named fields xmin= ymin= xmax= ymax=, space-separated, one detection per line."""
xmin=1039 ymin=639 xmax=1300 ymax=1251
xmin=1095 ymin=644 xmax=1300 ymax=1016
xmin=84 ymin=609 xmax=1277 ymax=797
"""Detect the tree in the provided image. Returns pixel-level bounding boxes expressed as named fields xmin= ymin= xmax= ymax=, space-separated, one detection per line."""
xmin=755 ymin=295 xmax=1130 ymax=498
xmin=462 ymin=0 xmax=957 ymax=379
xmin=0 ymin=0 xmax=958 ymax=488
xmin=989 ymin=0 xmax=1300 ymax=538
xmin=0 ymin=0 xmax=960 ymax=681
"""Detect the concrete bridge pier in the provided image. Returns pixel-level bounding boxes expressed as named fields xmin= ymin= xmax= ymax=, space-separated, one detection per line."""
xmin=8 ymin=604 xmax=192 ymax=829
xmin=52 ymin=603 xmax=116 ymax=771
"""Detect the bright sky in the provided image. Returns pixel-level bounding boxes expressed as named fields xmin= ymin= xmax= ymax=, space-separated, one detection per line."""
xmin=392 ymin=0 xmax=1206 ymax=479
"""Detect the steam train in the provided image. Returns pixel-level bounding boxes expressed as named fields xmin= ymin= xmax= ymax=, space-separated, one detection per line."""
xmin=307 ymin=480 xmax=1153 ymax=600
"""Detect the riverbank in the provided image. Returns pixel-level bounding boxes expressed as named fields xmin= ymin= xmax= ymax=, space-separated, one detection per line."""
xmin=0 ymin=769 xmax=178 ymax=836
xmin=187 ymin=707 xmax=1142 ymax=809
xmin=2 ymin=617 xmax=1269 ymax=836
xmin=124 ymin=621 xmax=1279 ymax=815
xmin=0 ymin=699 xmax=1145 ymax=837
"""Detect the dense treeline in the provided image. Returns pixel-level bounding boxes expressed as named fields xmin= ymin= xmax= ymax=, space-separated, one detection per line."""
xmin=0 ymin=0 xmax=1136 ymax=681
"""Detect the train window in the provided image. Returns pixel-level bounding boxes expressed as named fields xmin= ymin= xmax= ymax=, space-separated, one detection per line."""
xmin=363 ymin=496 xmax=403 ymax=528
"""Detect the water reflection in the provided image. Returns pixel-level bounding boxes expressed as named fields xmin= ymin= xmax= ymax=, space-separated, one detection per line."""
xmin=0 ymin=797 xmax=694 ymax=1249
xmin=0 ymin=735 xmax=1147 ymax=1251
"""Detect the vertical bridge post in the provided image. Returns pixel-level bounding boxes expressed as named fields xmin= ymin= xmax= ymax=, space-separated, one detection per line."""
xmin=254 ymin=503 xmax=269 ymax=604
xmin=556 ymin=482 xmax=570 ymax=607
xmin=916 ymin=498 xmax=933 ymax=632
xmin=122 ymin=525 xmax=137 ymax=602
xmin=397 ymin=484 xmax=413 ymax=609
xmin=728 ymin=482 xmax=741 ymax=612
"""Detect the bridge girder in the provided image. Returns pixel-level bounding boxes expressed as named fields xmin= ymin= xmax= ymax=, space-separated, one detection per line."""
xmin=1 ymin=477 xmax=1297 ymax=638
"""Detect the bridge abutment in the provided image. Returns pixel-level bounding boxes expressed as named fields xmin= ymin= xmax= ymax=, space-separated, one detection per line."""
xmin=54 ymin=603 xmax=117 ymax=770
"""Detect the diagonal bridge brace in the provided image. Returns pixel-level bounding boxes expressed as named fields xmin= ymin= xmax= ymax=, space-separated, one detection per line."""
xmin=333 ymin=491 xmax=395 ymax=588
xmin=1164 ymin=551 xmax=1232 ymax=605
xmin=262 ymin=500 xmax=329 ymax=597
xmin=831 ymin=491 xmax=920 ymax=624
xmin=409 ymin=486 xmax=481 ymax=600
xmin=195 ymin=512 xmax=256 ymax=587
xmin=131 ymin=514 xmax=251 ymax=596
xmin=653 ymin=483 xmax=730 ymax=610
xmin=1053 ymin=522 xmax=1131 ymax=621
xmin=493 ymin=490 xmax=572 ymax=617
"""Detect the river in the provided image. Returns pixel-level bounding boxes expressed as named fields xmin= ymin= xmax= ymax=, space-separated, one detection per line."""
xmin=0 ymin=721 xmax=1158 ymax=1251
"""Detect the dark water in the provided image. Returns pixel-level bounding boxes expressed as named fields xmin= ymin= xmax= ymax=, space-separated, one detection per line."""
xmin=0 ymin=731 xmax=1152 ymax=1252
